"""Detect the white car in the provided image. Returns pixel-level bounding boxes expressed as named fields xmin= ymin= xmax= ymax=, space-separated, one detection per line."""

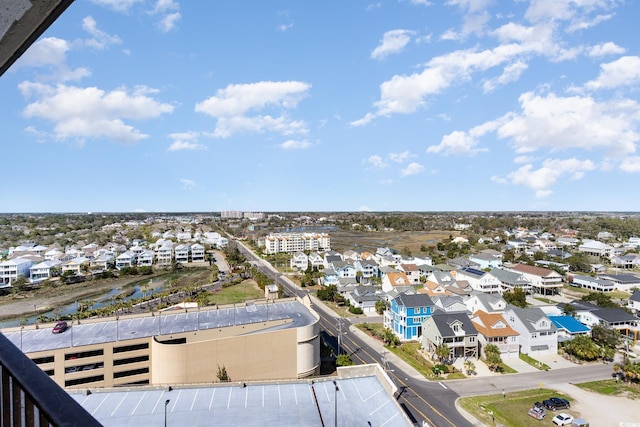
xmin=552 ymin=413 xmax=574 ymax=426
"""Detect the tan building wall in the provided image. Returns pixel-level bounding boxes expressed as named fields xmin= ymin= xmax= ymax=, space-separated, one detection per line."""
xmin=20 ymin=299 xmax=320 ymax=390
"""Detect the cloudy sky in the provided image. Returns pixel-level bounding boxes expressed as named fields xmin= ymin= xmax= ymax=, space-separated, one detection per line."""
xmin=2 ymin=0 xmax=639 ymax=213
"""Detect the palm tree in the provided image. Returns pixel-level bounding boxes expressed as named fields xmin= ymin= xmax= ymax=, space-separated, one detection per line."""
xmin=464 ymin=359 xmax=476 ymax=375
xmin=435 ymin=343 xmax=450 ymax=363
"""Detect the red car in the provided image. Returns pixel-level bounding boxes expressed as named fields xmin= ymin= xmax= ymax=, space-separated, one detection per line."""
xmin=52 ymin=321 xmax=68 ymax=334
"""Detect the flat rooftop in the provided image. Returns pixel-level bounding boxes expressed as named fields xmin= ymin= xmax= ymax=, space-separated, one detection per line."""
xmin=3 ymin=300 xmax=316 ymax=353
xmin=69 ymin=375 xmax=409 ymax=427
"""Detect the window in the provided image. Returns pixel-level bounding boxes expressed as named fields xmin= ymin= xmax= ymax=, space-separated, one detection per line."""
xmin=469 ymin=336 xmax=475 ymax=343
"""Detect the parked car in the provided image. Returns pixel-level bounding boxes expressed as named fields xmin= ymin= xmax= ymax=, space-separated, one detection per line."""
xmin=543 ymin=397 xmax=570 ymax=410
xmin=52 ymin=321 xmax=68 ymax=334
xmin=552 ymin=413 xmax=574 ymax=426
xmin=528 ymin=406 xmax=546 ymax=420
xmin=550 ymin=397 xmax=571 ymax=409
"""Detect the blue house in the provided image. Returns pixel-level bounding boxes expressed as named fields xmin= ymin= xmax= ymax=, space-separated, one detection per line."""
xmin=548 ymin=315 xmax=591 ymax=342
xmin=384 ymin=293 xmax=435 ymax=341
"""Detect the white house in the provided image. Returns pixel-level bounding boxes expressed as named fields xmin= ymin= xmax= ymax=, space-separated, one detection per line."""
xmin=578 ymin=239 xmax=614 ymax=258
xmin=381 ymin=271 xmax=412 ymax=293
xmin=115 ymin=251 xmax=136 ymax=270
xmin=290 ymin=252 xmax=309 ymax=270
xmin=156 ymin=242 xmax=174 ymax=266
xmin=174 ymin=244 xmax=190 ymax=263
xmin=471 ymin=310 xmax=520 ymax=359
xmin=0 ymin=258 xmax=34 ymax=287
xmin=455 ymin=268 xmax=501 ymax=294
xmin=399 ymin=264 xmax=421 ymax=284
xmin=136 ymin=250 xmax=155 ymax=267
xmin=29 ymin=260 xmax=61 ymax=283
xmin=62 ymin=257 xmax=90 ymax=275
xmin=308 ymin=252 xmax=324 ymax=269
xmin=191 ymin=243 xmax=205 ymax=262
xmin=504 ymin=305 xmax=558 ymax=356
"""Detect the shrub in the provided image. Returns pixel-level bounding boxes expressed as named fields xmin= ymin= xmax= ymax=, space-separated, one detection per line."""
xmin=348 ymin=306 xmax=363 ymax=314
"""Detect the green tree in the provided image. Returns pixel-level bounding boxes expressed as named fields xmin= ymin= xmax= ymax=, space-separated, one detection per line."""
xmin=464 ymin=359 xmax=476 ymax=375
xmin=435 ymin=343 xmax=450 ymax=362
xmin=484 ymin=344 xmax=503 ymax=371
xmin=563 ymin=335 xmax=600 ymax=361
xmin=382 ymin=328 xmax=400 ymax=347
xmin=561 ymin=303 xmax=576 ymax=317
xmin=11 ymin=275 xmax=30 ymax=293
xmin=591 ymin=324 xmax=620 ymax=348
xmin=503 ymin=288 xmax=527 ymax=308
xmin=335 ymin=353 xmax=354 ymax=367
xmin=375 ymin=300 xmax=387 ymax=315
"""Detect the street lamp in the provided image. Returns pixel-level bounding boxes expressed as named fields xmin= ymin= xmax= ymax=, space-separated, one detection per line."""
xmin=333 ymin=380 xmax=339 ymax=427
xmin=164 ymin=399 xmax=170 ymax=427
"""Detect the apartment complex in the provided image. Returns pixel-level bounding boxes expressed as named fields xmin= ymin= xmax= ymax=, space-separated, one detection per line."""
xmin=261 ymin=232 xmax=331 ymax=254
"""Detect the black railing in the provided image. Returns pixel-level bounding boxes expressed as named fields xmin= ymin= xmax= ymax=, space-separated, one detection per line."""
xmin=0 ymin=333 xmax=101 ymax=427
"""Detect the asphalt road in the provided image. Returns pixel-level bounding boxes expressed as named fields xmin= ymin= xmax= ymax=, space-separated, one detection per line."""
xmin=235 ymin=241 xmax=468 ymax=426
xmin=233 ymin=241 xmax=614 ymax=427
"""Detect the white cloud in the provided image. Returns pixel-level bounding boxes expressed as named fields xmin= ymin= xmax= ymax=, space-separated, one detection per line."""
xmin=180 ymin=178 xmax=197 ymax=189
xmin=567 ymin=13 xmax=613 ymax=32
xmin=358 ymin=205 xmax=373 ymax=212
xmin=167 ymin=140 xmax=205 ymax=151
xmin=279 ymin=139 xmax=311 ymax=149
xmin=620 ymin=157 xmax=640 ymax=173
xmin=20 ymin=82 xmax=174 ymax=144
xmin=81 ymin=16 xmax=122 ymax=49
xmin=167 ymin=132 xmax=207 ymax=151
xmin=410 ymin=0 xmax=432 ymax=5
xmin=483 ymin=60 xmax=528 ymax=93
xmin=354 ymin=1 xmax=623 ymax=125
xmin=525 ymin=0 xmax=615 ymax=25
xmin=17 ymin=37 xmax=69 ymax=68
xmin=494 ymin=91 xmax=639 ymax=157
xmin=497 ymin=158 xmax=596 ymax=198
xmin=196 ymin=81 xmax=310 ymax=137
xmin=278 ymin=22 xmax=294 ymax=32
xmin=587 ymin=42 xmax=625 ymax=57
xmin=439 ymin=29 xmax=460 ymax=41
xmin=365 ymin=155 xmax=388 ymax=169
xmin=584 ymin=56 xmax=640 ymax=90
xmin=514 ymin=155 xmax=535 ymax=163
xmin=149 ymin=0 xmax=181 ymax=32
xmin=158 ymin=12 xmax=181 ymax=32
xmin=400 ymin=162 xmax=424 ymax=176
xmin=427 ymin=120 xmax=496 ymax=155
xmin=371 ymin=29 xmax=415 ymax=60
xmin=90 ymin=0 xmax=143 ymax=13
xmin=389 ymin=151 xmax=412 ymax=163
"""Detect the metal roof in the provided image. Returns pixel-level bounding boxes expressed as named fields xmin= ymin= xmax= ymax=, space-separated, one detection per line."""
xmin=69 ymin=375 xmax=409 ymax=427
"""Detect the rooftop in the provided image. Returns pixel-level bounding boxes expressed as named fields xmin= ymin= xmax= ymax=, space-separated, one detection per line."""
xmin=69 ymin=372 xmax=409 ymax=426
xmin=3 ymin=300 xmax=316 ymax=354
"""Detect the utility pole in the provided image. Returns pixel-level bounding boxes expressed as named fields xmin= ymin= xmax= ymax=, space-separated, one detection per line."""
xmin=336 ymin=320 xmax=347 ymax=355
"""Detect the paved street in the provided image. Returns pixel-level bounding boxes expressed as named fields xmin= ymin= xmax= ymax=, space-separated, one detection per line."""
xmin=234 ymin=240 xmax=617 ymax=427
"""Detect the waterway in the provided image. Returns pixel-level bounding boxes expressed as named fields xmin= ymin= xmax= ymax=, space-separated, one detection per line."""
xmin=0 ymin=277 xmax=170 ymax=328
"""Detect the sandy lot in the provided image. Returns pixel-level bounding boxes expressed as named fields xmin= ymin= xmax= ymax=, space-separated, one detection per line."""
xmin=552 ymin=382 xmax=638 ymax=427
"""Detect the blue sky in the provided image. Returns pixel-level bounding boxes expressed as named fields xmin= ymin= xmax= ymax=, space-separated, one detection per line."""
xmin=2 ymin=0 xmax=640 ymax=213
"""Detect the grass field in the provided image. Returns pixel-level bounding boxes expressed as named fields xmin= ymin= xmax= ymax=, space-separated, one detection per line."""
xmin=576 ymin=379 xmax=640 ymax=399
xmin=207 ymin=280 xmax=263 ymax=305
xmin=459 ymin=389 xmax=574 ymax=427
xmin=330 ymin=230 xmax=459 ymax=254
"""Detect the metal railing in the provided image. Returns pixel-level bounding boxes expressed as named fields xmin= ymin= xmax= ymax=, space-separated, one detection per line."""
xmin=0 ymin=333 xmax=100 ymax=427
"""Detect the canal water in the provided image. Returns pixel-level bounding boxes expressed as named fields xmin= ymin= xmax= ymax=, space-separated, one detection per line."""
xmin=0 ymin=277 xmax=170 ymax=328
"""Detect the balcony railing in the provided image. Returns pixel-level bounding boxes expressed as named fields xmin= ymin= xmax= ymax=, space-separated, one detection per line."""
xmin=0 ymin=333 xmax=100 ymax=427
